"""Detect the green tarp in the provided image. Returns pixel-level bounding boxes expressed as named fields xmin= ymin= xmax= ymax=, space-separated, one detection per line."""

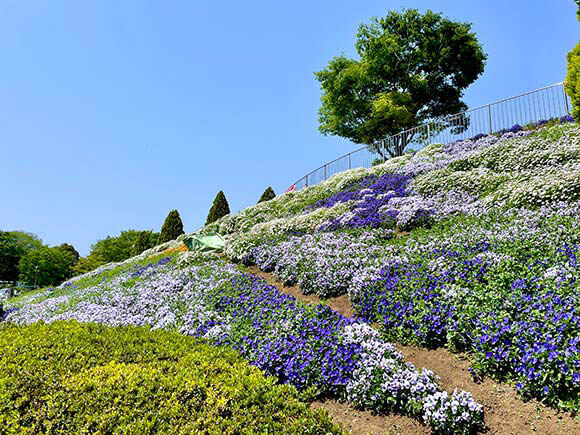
xmin=183 ymin=233 xmax=225 ymax=253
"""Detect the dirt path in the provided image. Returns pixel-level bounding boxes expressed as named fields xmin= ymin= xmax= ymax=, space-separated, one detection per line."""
xmin=248 ymin=266 xmax=580 ymax=435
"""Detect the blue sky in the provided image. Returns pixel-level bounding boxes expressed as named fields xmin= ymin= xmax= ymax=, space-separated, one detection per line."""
xmin=1 ymin=0 xmax=578 ymax=256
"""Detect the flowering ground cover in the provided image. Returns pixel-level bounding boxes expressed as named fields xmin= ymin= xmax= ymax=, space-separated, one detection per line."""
xmin=235 ymin=201 xmax=580 ymax=409
xmin=4 ymin=252 xmax=484 ymax=433
xmin=223 ymin=123 xmax=578 ymax=260
xmin=219 ymin=123 xmax=580 ymax=413
xmin=4 ymin=121 xmax=579 ymax=432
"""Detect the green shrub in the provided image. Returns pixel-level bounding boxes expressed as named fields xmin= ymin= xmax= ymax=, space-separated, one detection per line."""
xmin=566 ymin=41 xmax=580 ymax=121
xmin=206 ymin=191 xmax=231 ymax=225
xmin=0 ymin=321 xmax=342 ymax=435
xmin=159 ymin=210 xmax=185 ymax=243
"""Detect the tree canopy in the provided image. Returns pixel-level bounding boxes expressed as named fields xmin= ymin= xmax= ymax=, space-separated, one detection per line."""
xmin=159 ymin=210 xmax=184 ymax=244
xmin=206 ymin=191 xmax=231 ymax=225
xmin=72 ymin=255 xmax=105 ymax=276
xmin=132 ymin=230 xmax=159 ymax=255
xmin=18 ymin=246 xmax=74 ymax=287
xmin=0 ymin=231 xmax=43 ymax=283
xmin=89 ymin=230 xmax=142 ymax=264
xmin=315 ymin=9 xmax=486 ymax=157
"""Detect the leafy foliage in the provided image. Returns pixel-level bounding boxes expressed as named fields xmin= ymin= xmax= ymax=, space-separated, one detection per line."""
xmin=72 ymin=254 xmax=106 ymax=276
xmin=0 ymin=231 xmax=42 ymax=283
xmin=18 ymin=246 xmax=74 ymax=286
xmin=159 ymin=210 xmax=185 ymax=244
xmin=56 ymin=243 xmax=80 ymax=276
xmin=206 ymin=191 xmax=231 ymax=225
xmin=56 ymin=243 xmax=80 ymax=264
xmin=315 ymin=9 xmax=486 ymax=156
xmin=258 ymin=186 xmax=276 ymax=203
xmin=0 ymin=321 xmax=341 ymax=434
xmin=90 ymin=230 xmax=142 ymax=263
xmin=132 ymin=230 xmax=159 ymax=256
xmin=566 ymin=41 xmax=580 ymax=121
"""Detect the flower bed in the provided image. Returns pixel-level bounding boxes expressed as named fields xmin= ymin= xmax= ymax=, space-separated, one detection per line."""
xmin=4 ymin=253 xmax=484 ymax=433
xmin=239 ymin=201 xmax=580 ymax=410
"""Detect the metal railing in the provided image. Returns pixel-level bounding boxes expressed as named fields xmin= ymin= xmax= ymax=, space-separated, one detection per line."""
xmin=289 ymin=82 xmax=572 ymax=191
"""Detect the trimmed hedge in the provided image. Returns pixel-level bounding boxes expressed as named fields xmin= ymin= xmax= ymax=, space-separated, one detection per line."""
xmin=0 ymin=321 xmax=342 ymax=434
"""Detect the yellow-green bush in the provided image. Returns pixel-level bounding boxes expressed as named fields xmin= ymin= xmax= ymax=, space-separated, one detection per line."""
xmin=0 ymin=321 xmax=343 ymax=435
xmin=566 ymin=41 xmax=580 ymax=120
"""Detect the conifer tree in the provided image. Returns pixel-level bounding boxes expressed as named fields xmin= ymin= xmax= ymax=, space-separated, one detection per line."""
xmin=159 ymin=210 xmax=184 ymax=243
xmin=205 ymin=191 xmax=230 ymax=225
xmin=257 ymin=186 xmax=276 ymax=204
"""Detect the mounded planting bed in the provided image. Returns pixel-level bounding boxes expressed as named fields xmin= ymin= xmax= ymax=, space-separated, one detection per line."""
xmin=0 ymin=321 xmax=341 ymax=434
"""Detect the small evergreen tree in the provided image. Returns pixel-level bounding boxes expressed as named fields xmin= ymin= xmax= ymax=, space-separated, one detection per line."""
xmin=159 ymin=210 xmax=185 ymax=243
xmin=257 ymin=186 xmax=276 ymax=204
xmin=205 ymin=191 xmax=230 ymax=225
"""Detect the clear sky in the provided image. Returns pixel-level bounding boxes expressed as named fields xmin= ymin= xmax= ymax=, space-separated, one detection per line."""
xmin=1 ymin=1 xmax=578 ymax=256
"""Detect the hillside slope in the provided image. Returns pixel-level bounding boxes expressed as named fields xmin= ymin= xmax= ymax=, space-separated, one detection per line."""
xmin=217 ymin=122 xmax=580 ymax=410
xmin=4 ymin=121 xmax=580 ymax=434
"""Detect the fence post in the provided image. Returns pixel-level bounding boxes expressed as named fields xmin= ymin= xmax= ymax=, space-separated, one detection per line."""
xmin=324 ymin=165 xmax=327 ymax=180
xmin=427 ymin=123 xmax=431 ymax=145
xmin=305 ymin=175 xmax=308 ymax=187
xmin=488 ymin=105 xmax=492 ymax=134
xmin=563 ymin=85 xmax=570 ymax=116
xmin=348 ymin=153 xmax=351 ymax=169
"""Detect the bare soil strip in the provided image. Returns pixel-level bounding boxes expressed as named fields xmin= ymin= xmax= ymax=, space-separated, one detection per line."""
xmin=248 ymin=266 xmax=580 ymax=435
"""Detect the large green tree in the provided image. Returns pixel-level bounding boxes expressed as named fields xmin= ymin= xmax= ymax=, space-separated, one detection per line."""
xmin=206 ymin=191 xmax=230 ymax=225
xmin=57 ymin=243 xmax=80 ymax=264
xmin=315 ymin=9 xmax=486 ymax=157
xmin=56 ymin=243 xmax=80 ymax=279
xmin=159 ymin=210 xmax=185 ymax=244
xmin=89 ymin=230 xmax=142 ymax=264
xmin=0 ymin=231 xmax=43 ymax=283
xmin=18 ymin=246 xmax=73 ymax=287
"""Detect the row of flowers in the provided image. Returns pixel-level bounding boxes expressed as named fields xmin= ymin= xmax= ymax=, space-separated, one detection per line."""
xmin=4 ymin=253 xmax=484 ymax=433
xmin=211 ymin=124 xmax=577 ymax=253
xmin=236 ymin=201 xmax=580 ymax=409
